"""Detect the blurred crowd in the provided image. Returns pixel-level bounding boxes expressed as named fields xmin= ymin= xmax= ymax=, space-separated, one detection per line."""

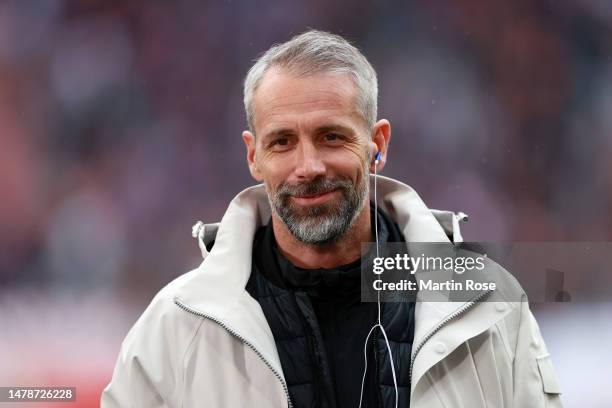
xmin=0 ymin=0 xmax=611 ymax=406
xmin=1 ymin=0 xmax=612 ymax=291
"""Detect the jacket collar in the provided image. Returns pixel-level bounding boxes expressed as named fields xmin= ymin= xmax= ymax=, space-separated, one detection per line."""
xmin=173 ymin=175 xmax=501 ymax=386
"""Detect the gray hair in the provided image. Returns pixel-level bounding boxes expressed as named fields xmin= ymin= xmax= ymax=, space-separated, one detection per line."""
xmin=243 ymin=29 xmax=378 ymax=134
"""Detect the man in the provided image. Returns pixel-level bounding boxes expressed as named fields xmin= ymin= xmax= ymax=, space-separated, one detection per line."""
xmin=102 ymin=30 xmax=562 ymax=407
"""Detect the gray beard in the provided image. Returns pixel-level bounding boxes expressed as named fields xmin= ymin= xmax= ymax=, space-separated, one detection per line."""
xmin=267 ymin=173 xmax=369 ymax=246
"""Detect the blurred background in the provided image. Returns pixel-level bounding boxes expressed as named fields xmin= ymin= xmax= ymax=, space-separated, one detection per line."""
xmin=0 ymin=0 xmax=611 ymax=406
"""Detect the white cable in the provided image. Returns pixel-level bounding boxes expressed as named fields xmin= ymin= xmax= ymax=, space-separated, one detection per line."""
xmin=358 ymin=153 xmax=399 ymax=408
xmin=358 ymin=324 xmax=378 ymax=408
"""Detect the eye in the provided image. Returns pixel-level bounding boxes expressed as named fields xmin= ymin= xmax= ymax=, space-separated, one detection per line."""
xmin=324 ymin=133 xmax=343 ymax=142
xmin=268 ymin=137 xmax=288 ymax=147
xmin=274 ymin=138 xmax=288 ymax=146
xmin=267 ymin=136 xmax=293 ymax=151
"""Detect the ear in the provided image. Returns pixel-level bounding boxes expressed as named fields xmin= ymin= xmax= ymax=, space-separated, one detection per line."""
xmin=242 ymin=130 xmax=264 ymax=182
xmin=369 ymin=119 xmax=391 ymax=173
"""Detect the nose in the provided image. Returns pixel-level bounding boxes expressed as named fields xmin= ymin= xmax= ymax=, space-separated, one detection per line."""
xmin=293 ymin=140 xmax=326 ymax=181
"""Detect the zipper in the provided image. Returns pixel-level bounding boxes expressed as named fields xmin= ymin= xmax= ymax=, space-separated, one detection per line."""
xmin=409 ymin=289 xmax=493 ymax=385
xmin=174 ymin=298 xmax=293 ymax=408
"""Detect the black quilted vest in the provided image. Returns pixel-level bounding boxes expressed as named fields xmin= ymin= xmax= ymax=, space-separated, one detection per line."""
xmin=246 ymin=207 xmax=415 ymax=408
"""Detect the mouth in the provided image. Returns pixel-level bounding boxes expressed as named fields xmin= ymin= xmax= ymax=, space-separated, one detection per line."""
xmin=290 ymin=189 xmax=339 ymax=206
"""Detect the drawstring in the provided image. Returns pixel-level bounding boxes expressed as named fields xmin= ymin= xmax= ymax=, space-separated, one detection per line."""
xmin=192 ymin=221 xmax=209 ymax=259
xmin=452 ymin=212 xmax=468 ymax=244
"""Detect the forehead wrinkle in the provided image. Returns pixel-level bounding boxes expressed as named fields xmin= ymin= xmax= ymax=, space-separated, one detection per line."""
xmin=254 ymin=99 xmax=354 ymax=136
xmin=259 ymin=90 xmax=356 ymax=121
xmin=259 ymin=102 xmax=358 ymax=134
xmin=263 ymin=104 xmax=357 ymax=125
xmin=252 ymin=70 xmax=362 ymax=134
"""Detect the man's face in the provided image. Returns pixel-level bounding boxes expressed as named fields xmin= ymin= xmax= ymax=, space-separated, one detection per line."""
xmin=243 ymin=67 xmax=375 ymax=245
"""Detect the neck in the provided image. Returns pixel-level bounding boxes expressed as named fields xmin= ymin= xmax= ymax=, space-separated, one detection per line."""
xmin=272 ymin=204 xmax=373 ymax=269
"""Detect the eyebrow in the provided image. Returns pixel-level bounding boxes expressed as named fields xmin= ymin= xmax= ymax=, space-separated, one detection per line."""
xmin=316 ymin=124 xmax=355 ymax=135
xmin=260 ymin=124 xmax=355 ymax=142
xmin=260 ymin=128 xmax=294 ymax=143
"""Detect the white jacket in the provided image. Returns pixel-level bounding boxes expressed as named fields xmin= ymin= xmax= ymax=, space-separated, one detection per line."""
xmin=102 ymin=176 xmax=563 ymax=407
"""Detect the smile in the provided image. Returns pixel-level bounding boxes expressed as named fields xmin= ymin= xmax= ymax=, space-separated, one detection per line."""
xmin=291 ymin=189 xmax=339 ymax=206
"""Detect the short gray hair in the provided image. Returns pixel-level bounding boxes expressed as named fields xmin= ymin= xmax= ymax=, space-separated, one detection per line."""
xmin=243 ymin=30 xmax=378 ymax=134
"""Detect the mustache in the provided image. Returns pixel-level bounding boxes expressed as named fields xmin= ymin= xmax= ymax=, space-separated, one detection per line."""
xmin=276 ymin=177 xmax=352 ymax=198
